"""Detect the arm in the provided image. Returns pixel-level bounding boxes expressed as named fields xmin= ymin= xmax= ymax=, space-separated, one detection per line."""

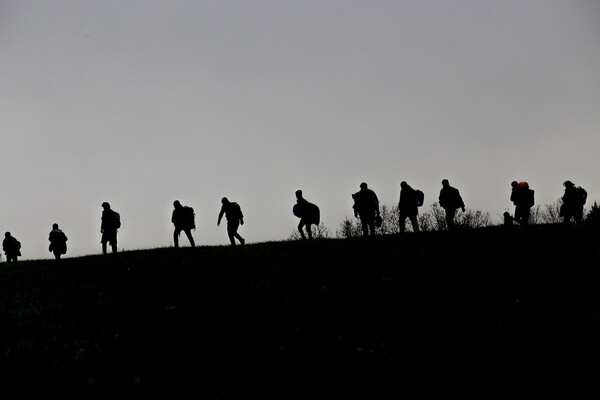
xmin=217 ymin=206 xmax=225 ymax=226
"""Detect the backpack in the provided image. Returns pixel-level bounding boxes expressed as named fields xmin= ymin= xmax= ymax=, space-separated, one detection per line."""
xmin=112 ymin=211 xmax=121 ymax=229
xmin=524 ymin=189 xmax=535 ymax=208
xmin=230 ymin=202 xmax=243 ymax=219
xmin=293 ymin=203 xmax=302 ymax=218
xmin=576 ymin=186 xmax=587 ymax=206
xmin=415 ymin=190 xmax=425 ymax=207
xmin=182 ymin=206 xmax=195 ymax=229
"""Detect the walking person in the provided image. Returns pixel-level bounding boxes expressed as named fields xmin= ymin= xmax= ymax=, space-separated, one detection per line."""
xmin=560 ymin=180 xmax=587 ymax=225
xmin=293 ymin=190 xmax=320 ymax=239
xmin=352 ymin=182 xmax=380 ymax=236
xmin=172 ymin=200 xmax=196 ymax=248
xmin=101 ymin=202 xmax=120 ymax=254
xmin=48 ymin=223 xmax=68 ymax=260
xmin=398 ymin=181 xmax=421 ymax=233
xmin=3 ymin=232 xmax=21 ymax=262
xmin=510 ymin=181 xmax=535 ymax=225
xmin=217 ymin=197 xmax=245 ymax=246
xmin=438 ymin=179 xmax=466 ymax=231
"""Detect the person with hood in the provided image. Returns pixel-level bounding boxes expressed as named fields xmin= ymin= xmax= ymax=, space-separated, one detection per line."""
xmin=3 ymin=232 xmax=21 ymax=262
xmin=48 ymin=223 xmax=68 ymax=260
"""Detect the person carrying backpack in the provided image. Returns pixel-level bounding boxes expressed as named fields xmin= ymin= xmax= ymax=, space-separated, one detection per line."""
xmin=172 ymin=200 xmax=196 ymax=248
xmin=510 ymin=181 xmax=534 ymax=226
xmin=294 ymin=190 xmax=320 ymax=239
xmin=352 ymin=182 xmax=380 ymax=237
xmin=560 ymin=180 xmax=587 ymax=225
xmin=3 ymin=232 xmax=21 ymax=262
xmin=438 ymin=179 xmax=465 ymax=231
xmin=101 ymin=202 xmax=120 ymax=254
xmin=48 ymin=223 xmax=68 ymax=260
xmin=399 ymin=181 xmax=420 ymax=233
xmin=217 ymin=197 xmax=245 ymax=246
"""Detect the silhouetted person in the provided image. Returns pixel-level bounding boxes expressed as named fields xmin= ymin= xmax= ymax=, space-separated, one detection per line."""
xmin=48 ymin=223 xmax=68 ymax=260
xmin=352 ymin=182 xmax=380 ymax=236
xmin=293 ymin=190 xmax=320 ymax=239
xmin=3 ymin=232 xmax=21 ymax=262
xmin=503 ymin=212 xmax=514 ymax=227
xmin=172 ymin=200 xmax=196 ymax=248
xmin=218 ymin=197 xmax=245 ymax=246
xmin=438 ymin=179 xmax=465 ymax=231
xmin=398 ymin=181 xmax=420 ymax=233
xmin=101 ymin=202 xmax=120 ymax=254
xmin=560 ymin=180 xmax=587 ymax=225
xmin=510 ymin=181 xmax=534 ymax=225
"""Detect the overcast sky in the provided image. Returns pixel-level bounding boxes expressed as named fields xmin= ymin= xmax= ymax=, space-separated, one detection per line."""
xmin=1 ymin=0 xmax=599 ymax=260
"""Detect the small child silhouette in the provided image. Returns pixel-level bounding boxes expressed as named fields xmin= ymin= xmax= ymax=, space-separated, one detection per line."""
xmin=503 ymin=212 xmax=514 ymax=227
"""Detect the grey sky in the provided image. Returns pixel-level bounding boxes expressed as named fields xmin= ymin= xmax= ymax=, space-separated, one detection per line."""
xmin=1 ymin=0 xmax=599 ymax=260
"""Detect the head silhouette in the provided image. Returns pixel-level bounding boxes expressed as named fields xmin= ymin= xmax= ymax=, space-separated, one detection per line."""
xmin=295 ymin=190 xmax=303 ymax=198
xmin=360 ymin=182 xmax=368 ymax=189
xmin=52 ymin=223 xmax=59 ymax=229
xmin=102 ymin=202 xmax=110 ymax=209
xmin=564 ymin=180 xmax=574 ymax=188
xmin=442 ymin=179 xmax=449 ymax=187
xmin=400 ymin=181 xmax=408 ymax=189
xmin=5 ymin=232 xmax=10 ymax=238
xmin=173 ymin=200 xmax=181 ymax=208
xmin=221 ymin=197 xmax=230 ymax=205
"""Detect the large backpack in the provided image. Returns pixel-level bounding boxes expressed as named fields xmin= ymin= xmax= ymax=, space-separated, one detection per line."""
xmin=576 ymin=186 xmax=588 ymax=206
xmin=230 ymin=202 xmax=243 ymax=219
xmin=182 ymin=206 xmax=195 ymax=229
xmin=113 ymin=211 xmax=121 ymax=229
xmin=524 ymin=189 xmax=535 ymax=208
xmin=415 ymin=190 xmax=425 ymax=207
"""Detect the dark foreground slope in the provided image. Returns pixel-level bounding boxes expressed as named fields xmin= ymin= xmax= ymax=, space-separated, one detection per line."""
xmin=0 ymin=224 xmax=599 ymax=397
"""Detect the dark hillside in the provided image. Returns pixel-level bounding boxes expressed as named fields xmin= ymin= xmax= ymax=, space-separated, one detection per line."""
xmin=0 ymin=224 xmax=599 ymax=397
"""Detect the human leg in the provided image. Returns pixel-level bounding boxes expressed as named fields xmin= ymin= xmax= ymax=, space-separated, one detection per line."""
xmin=445 ymin=208 xmax=456 ymax=230
xmin=298 ymin=220 xmax=307 ymax=239
xmin=173 ymin=227 xmax=182 ymax=247
xmin=367 ymin=219 xmax=375 ymax=236
xmin=184 ymin=228 xmax=196 ymax=247
xmin=360 ymin=217 xmax=369 ymax=236
xmin=409 ymin=215 xmax=420 ymax=232
xmin=111 ymin=239 xmax=118 ymax=253
xmin=399 ymin=213 xmax=407 ymax=233
xmin=305 ymin=223 xmax=313 ymax=239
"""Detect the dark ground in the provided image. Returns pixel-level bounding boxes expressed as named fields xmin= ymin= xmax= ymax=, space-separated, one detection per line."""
xmin=0 ymin=224 xmax=599 ymax=397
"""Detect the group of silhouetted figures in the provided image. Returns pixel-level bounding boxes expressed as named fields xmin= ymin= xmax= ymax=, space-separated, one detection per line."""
xmin=502 ymin=180 xmax=588 ymax=227
xmin=1 ymin=180 xmax=589 ymax=262
xmin=293 ymin=179 xmax=588 ymax=239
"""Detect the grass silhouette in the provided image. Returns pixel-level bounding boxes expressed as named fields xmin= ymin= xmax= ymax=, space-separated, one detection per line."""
xmin=0 ymin=224 xmax=598 ymax=397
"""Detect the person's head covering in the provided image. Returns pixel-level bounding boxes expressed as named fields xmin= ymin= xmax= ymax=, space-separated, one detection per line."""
xmin=360 ymin=182 xmax=368 ymax=189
